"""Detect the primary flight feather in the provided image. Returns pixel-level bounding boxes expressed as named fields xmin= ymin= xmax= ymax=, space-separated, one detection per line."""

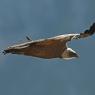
xmin=3 ymin=23 xmax=95 ymax=60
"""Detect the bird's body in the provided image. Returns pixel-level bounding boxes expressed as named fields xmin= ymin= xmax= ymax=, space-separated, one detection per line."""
xmin=3 ymin=23 xmax=95 ymax=60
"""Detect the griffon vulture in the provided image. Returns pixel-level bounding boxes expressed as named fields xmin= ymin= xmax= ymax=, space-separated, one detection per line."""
xmin=3 ymin=23 xmax=95 ymax=60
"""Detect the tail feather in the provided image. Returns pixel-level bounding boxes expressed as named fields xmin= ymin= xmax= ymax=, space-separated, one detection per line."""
xmin=61 ymin=48 xmax=79 ymax=60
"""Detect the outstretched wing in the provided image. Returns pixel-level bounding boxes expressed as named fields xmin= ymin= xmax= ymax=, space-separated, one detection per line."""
xmin=3 ymin=37 xmax=64 ymax=58
xmin=3 ymin=37 xmax=66 ymax=58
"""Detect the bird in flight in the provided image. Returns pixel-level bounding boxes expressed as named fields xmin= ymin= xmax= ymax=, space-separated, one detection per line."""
xmin=3 ymin=23 xmax=95 ymax=60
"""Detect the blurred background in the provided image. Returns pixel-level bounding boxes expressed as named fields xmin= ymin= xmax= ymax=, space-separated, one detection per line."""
xmin=0 ymin=0 xmax=95 ymax=95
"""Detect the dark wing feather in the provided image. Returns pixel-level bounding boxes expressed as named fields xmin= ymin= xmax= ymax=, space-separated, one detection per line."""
xmin=80 ymin=23 xmax=95 ymax=38
xmin=70 ymin=23 xmax=95 ymax=40
xmin=26 ymin=36 xmax=32 ymax=41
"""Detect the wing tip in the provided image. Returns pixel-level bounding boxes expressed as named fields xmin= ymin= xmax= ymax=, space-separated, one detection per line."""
xmin=2 ymin=49 xmax=10 ymax=55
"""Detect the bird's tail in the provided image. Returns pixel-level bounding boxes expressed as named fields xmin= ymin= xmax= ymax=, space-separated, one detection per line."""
xmin=61 ymin=48 xmax=79 ymax=60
